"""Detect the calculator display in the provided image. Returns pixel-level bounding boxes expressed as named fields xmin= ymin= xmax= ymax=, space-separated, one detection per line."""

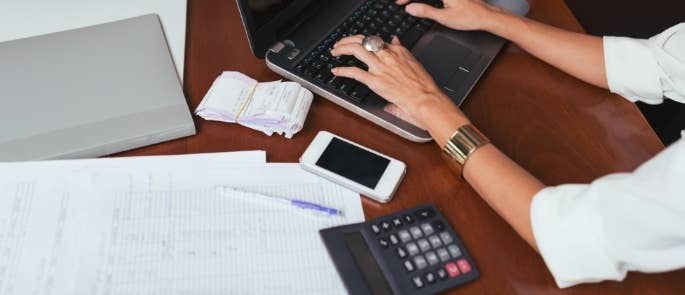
xmin=344 ymin=232 xmax=393 ymax=295
xmin=315 ymin=138 xmax=390 ymax=189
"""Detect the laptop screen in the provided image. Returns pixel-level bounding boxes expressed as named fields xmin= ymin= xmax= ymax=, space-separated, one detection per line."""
xmin=237 ymin=0 xmax=315 ymax=58
xmin=245 ymin=0 xmax=296 ymax=30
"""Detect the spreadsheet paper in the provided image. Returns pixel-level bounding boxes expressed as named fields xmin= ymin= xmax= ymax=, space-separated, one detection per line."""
xmin=0 ymin=155 xmax=362 ymax=294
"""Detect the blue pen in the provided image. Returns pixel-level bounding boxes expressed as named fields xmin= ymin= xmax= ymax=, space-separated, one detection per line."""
xmin=216 ymin=186 xmax=344 ymax=218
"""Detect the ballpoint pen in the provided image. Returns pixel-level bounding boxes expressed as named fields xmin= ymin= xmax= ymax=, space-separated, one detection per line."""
xmin=215 ymin=186 xmax=344 ymax=218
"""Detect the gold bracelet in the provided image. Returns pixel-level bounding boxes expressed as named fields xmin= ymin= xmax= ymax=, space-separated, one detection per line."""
xmin=443 ymin=124 xmax=490 ymax=166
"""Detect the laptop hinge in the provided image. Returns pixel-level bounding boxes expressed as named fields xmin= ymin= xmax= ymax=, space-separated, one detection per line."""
xmin=269 ymin=42 xmax=286 ymax=54
xmin=269 ymin=40 xmax=302 ymax=61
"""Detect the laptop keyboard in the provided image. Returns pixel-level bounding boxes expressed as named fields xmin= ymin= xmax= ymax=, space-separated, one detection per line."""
xmin=295 ymin=0 xmax=443 ymax=105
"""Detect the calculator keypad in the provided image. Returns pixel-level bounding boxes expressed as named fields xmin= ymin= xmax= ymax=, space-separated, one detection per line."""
xmin=369 ymin=206 xmax=476 ymax=292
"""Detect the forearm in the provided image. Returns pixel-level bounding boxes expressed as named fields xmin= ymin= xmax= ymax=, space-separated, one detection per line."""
xmin=483 ymin=8 xmax=608 ymax=89
xmin=418 ymin=99 xmax=545 ymax=250
xmin=462 ymin=144 xmax=544 ymax=250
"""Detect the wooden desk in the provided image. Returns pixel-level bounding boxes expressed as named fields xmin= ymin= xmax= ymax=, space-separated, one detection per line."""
xmin=117 ymin=0 xmax=685 ymax=293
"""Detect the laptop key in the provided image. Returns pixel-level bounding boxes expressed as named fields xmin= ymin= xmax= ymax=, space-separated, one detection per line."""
xmin=416 ymin=21 xmax=433 ymax=32
xmin=338 ymin=79 xmax=356 ymax=94
xmin=349 ymin=85 xmax=370 ymax=103
xmin=401 ymin=19 xmax=415 ymax=29
xmin=315 ymin=71 xmax=332 ymax=83
xmin=302 ymin=67 xmax=315 ymax=77
xmin=318 ymin=53 xmax=330 ymax=62
xmin=327 ymin=76 xmax=344 ymax=88
xmin=332 ymin=55 xmax=349 ymax=64
xmin=394 ymin=27 xmax=407 ymax=37
xmin=400 ymin=26 xmax=423 ymax=48
xmin=345 ymin=58 xmax=363 ymax=68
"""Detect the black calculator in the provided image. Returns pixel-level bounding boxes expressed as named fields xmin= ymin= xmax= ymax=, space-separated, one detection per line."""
xmin=320 ymin=204 xmax=479 ymax=295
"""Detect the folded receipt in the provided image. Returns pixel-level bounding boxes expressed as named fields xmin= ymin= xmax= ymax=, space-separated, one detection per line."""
xmin=195 ymin=71 xmax=314 ymax=138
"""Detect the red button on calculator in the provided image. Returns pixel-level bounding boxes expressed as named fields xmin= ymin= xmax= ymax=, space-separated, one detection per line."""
xmin=445 ymin=262 xmax=461 ymax=278
xmin=457 ymin=259 xmax=472 ymax=273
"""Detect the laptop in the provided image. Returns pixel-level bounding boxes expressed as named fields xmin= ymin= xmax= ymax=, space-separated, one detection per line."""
xmin=237 ymin=0 xmax=529 ymax=142
xmin=0 ymin=14 xmax=196 ymax=161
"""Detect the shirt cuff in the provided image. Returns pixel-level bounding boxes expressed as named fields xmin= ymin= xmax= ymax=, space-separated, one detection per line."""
xmin=604 ymin=36 xmax=664 ymax=104
xmin=531 ymin=185 xmax=625 ymax=288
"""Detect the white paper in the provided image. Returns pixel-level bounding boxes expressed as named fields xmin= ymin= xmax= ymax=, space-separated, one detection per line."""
xmin=0 ymin=0 xmax=187 ymax=80
xmin=195 ymin=72 xmax=314 ymax=138
xmin=0 ymin=151 xmax=266 ymax=174
xmin=0 ymin=156 xmax=362 ymax=295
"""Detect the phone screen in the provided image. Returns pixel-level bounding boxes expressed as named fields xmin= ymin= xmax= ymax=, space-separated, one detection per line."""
xmin=315 ymin=138 xmax=390 ymax=189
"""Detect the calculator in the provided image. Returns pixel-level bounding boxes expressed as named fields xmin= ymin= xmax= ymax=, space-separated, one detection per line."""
xmin=320 ymin=204 xmax=479 ymax=295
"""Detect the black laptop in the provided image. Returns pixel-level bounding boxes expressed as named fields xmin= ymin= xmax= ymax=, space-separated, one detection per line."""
xmin=237 ymin=0 xmax=529 ymax=142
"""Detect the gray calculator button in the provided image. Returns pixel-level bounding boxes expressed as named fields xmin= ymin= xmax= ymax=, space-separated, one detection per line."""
xmin=424 ymin=272 xmax=436 ymax=284
xmin=413 ymin=255 xmax=428 ymax=270
xmin=381 ymin=221 xmax=393 ymax=232
xmin=439 ymin=231 xmax=454 ymax=245
xmin=420 ymin=223 xmax=435 ymax=236
xmin=397 ymin=247 xmax=408 ymax=259
xmin=392 ymin=217 xmax=403 ymax=228
xmin=425 ymin=251 xmax=439 ymax=266
xmin=406 ymin=242 xmax=420 ymax=256
xmin=448 ymin=244 xmax=462 ymax=258
xmin=398 ymin=229 xmax=412 ymax=243
xmin=417 ymin=239 xmax=431 ymax=252
xmin=409 ymin=226 xmax=423 ymax=239
xmin=379 ymin=237 xmax=389 ymax=248
xmin=428 ymin=235 xmax=442 ymax=248
xmin=404 ymin=260 xmax=415 ymax=272
xmin=412 ymin=276 xmax=424 ymax=289
xmin=437 ymin=248 xmax=451 ymax=262
xmin=389 ymin=234 xmax=399 ymax=245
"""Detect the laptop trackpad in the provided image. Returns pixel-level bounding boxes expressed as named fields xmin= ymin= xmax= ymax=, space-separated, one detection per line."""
xmin=412 ymin=33 xmax=477 ymax=90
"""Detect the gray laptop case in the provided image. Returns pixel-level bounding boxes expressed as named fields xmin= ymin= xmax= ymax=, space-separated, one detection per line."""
xmin=0 ymin=14 xmax=195 ymax=161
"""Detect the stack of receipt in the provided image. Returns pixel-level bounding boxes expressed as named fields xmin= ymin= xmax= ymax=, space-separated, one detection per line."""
xmin=195 ymin=71 xmax=313 ymax=138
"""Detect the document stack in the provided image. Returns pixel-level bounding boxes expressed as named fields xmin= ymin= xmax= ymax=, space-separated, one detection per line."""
xmin=195 ymin=71 xmax=313 ymax=138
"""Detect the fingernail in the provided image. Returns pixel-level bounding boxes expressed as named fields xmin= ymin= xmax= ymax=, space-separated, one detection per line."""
xmin=331 ymin=68 xmax=338 ymax=74
xmin=405 ymin=4 xmax=417 ymax=14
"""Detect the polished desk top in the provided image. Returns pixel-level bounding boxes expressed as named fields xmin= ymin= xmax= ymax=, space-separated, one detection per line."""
xmin=115 ymin=0 xmax=684 ymax=293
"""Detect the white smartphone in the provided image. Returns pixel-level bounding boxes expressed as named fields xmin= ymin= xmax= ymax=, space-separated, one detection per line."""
xmin=299 ymin=131 xmax=406 ymax=203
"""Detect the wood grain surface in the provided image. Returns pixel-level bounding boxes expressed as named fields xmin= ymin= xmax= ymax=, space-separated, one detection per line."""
xmin=113 ymin=0 xmax=684 ymax=293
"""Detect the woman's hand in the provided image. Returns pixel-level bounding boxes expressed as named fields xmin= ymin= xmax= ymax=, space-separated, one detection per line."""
xmin=395 ymin=0 xmax=505 ymax=31
xmin=330 ymin=35 xmax=469 ymax=146
xmin=331 ymin=36 xmax=443 ymax=114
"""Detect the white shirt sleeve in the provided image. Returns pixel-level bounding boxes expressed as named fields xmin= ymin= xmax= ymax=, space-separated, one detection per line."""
xmin=530 ymin=24 xmax=685 ymax=288
xmin=604 ymin=23 xmax=685 ymax=104
xmin=531 ymin=136 xmax=685 ymax=288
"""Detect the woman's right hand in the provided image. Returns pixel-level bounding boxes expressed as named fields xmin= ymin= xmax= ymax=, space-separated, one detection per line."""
xmin=395 ymin=0 xmax=506 ymax=32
